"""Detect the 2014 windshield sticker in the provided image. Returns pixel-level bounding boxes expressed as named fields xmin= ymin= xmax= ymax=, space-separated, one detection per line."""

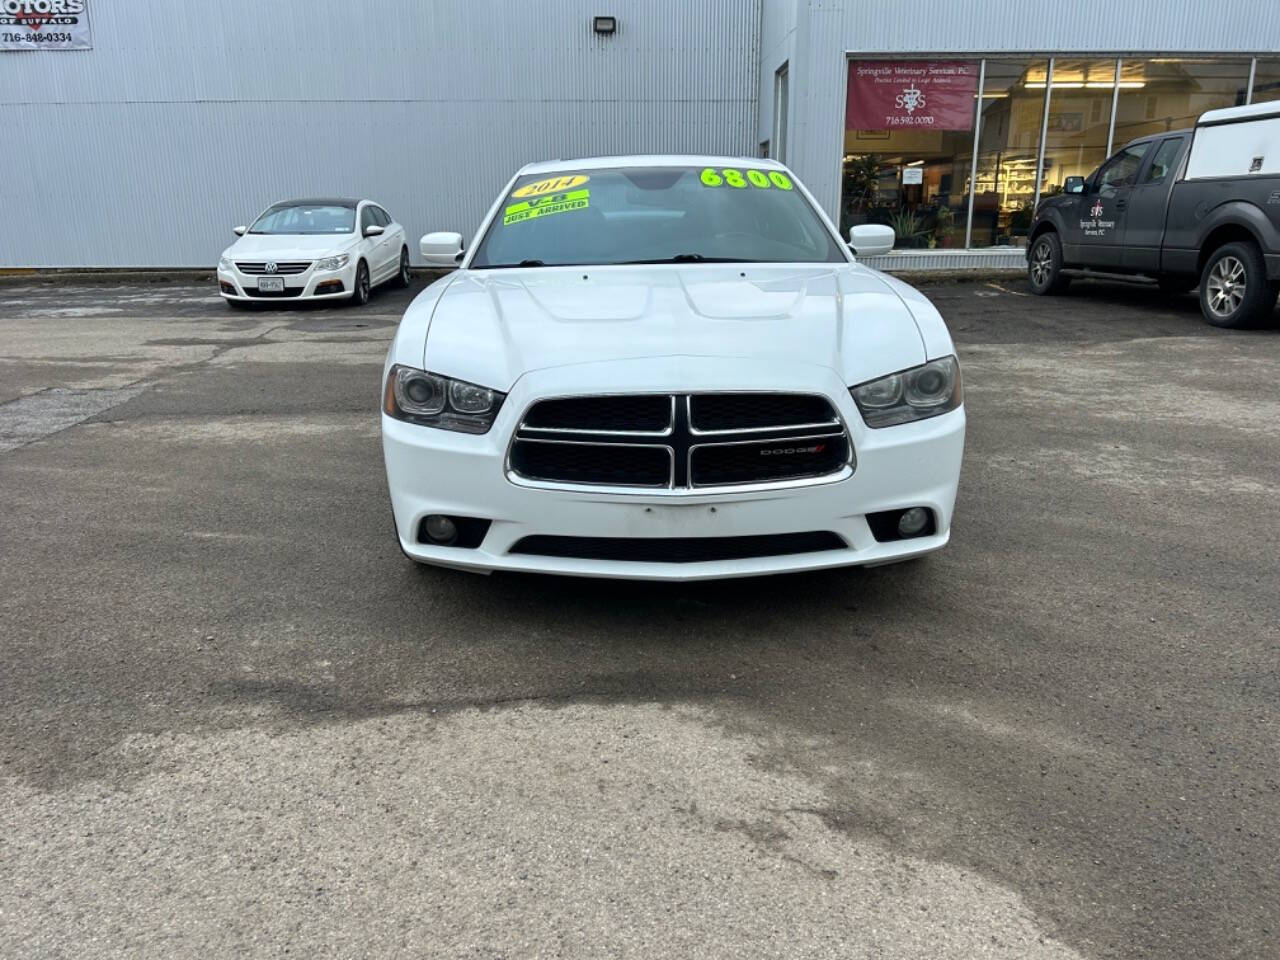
xmin=503 ymin=189 xmax=590 ymax=226
xmin=511 ymin=175 xmax=589 ymax=198
xmin=700 ymin=168 xmax=793 ymax=190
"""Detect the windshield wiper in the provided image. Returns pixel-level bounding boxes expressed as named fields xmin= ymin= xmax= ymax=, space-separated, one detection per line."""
xmin=621 ymin=254 xmax=757 ymax=264
xmin=473 ymin=259 xmax=551 ymax=268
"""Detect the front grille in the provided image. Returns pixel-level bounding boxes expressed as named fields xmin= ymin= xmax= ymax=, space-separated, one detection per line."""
xmin=236 ymin=261 xmax=312 ymax=275
xmin=509 ymin=531 xmax=847 ymax=563
xmin=509 ymin=393 xmax=852 ymax=490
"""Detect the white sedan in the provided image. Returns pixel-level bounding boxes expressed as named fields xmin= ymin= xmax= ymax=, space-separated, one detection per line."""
xmin=382 ymin=156 xmax=965 ymax=580
xmin=217 ymin=197 xmax=410 ymax=307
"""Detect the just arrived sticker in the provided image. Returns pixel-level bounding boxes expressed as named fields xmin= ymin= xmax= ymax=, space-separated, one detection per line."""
xmin=511 ymin=175 xmax=589 ymax=198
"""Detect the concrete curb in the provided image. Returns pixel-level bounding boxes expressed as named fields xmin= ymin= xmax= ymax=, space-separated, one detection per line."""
xmin=0 ymin=268 xmax=453 ymax=287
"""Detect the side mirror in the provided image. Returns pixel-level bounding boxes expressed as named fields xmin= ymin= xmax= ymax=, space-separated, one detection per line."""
xmin=1064 ymin=176 xmax=1085 ymax=194
xmin=420 ymin=231 xmax=464 ymax=266
xmin=364 ymin=224 xmax=385 ymax=237
xmin=233 ymin=225 xmax=247 ymax=236
xmin=848 ymin=223 xmax=895 ymax=257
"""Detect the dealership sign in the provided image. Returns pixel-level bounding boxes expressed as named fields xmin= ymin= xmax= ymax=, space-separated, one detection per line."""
xmin=847 ymin=61 xmax=978 ymax=130
xmin=1 ymin=0 xmax=91 ymax=51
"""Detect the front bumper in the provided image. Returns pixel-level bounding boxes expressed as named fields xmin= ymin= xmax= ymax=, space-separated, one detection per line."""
xmin=382 ymin=363 xmax=965 ymax=581
xmin=217 ymin=261 xmax=356 ymax=301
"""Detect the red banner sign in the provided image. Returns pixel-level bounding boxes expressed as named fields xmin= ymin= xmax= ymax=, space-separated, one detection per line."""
xmin=846 ymin=61 xmax=978 ymax=131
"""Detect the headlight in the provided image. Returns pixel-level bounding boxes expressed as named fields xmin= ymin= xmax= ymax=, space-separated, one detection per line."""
xmin=218 ymin=256 xmax=233 ymax=271
xmin=850 ymin=356 xmax=962 ymax=428
xmin=316 ymin=254 xmax=350 ymax=271
xmin=383 ymin=364 xmax=505 ymax=434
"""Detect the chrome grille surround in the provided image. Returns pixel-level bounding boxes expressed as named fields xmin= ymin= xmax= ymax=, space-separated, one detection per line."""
xmin=507 ymin=392 xmax=854 ymax=493
xmin=235 ymin=260 xmax=312 ymax=275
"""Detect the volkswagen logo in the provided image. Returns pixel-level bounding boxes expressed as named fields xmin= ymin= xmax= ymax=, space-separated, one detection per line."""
xmin=265 ymin=261 xmax=278 ymax=274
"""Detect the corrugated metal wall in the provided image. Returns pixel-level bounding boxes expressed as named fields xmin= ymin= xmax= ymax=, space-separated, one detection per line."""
xmin=785 ymin=0 xmax=1280 ymax=221
xmin=0 ymin=0 xmax=761 ymax=267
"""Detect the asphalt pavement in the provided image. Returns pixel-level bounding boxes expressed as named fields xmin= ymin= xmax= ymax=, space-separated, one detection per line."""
xmin=0 ymin=274 xmax=1277 ymax=959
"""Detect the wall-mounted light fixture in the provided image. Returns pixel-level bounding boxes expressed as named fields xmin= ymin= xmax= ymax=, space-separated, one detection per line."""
xmin=592 ymin=16 xmax=617 ymax=35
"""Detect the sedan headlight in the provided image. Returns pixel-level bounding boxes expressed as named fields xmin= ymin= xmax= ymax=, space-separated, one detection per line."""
xmin=383 ymin=364 xmax=505 ymax=434
xmin=218 ymin=256 xmax=233 ymax=271
xmin=315 ymin=254 xmax=350 ymax=272
xmin=850 ymin=356 xmax=962 ymax=428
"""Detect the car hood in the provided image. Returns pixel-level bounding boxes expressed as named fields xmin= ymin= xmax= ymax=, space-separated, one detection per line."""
xmin=420 ymin=264 xmax=927 ymax=391
xmin=225 ymin=233 xmax=356 ymax=259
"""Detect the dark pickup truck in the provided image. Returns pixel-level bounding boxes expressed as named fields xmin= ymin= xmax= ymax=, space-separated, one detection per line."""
xmin=1026 ymin=102 xmax=1280 ymax=328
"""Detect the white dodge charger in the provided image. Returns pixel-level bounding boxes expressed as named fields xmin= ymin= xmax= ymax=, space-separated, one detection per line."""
xmin=217 ymin=197 xmax=410 ymax=307
xmin=381 ymin=156 xmax=965 ymax=580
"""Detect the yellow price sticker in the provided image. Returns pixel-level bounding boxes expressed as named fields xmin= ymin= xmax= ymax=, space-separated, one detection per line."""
xmin=511 ymin=174 xmax=589 ymax=198
xmin=700 ymin=167 xmax=792 ymax=191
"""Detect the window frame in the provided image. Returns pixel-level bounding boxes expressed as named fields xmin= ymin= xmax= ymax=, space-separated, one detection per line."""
xmin=1093 ymin=141 xmax=1153 ymax=193
xmin=1140 ymin=136 xmax=1186 ymax=186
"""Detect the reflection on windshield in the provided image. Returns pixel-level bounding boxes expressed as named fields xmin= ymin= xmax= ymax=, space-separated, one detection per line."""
xmin=250 ymin=204 xmax=355 ymax=235
xmin=471 ymin=166 xmax=845 ymax=268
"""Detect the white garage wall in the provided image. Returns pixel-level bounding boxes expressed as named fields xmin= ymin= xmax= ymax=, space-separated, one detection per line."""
xmin=0 ymin=0 xmax=761 ymax=267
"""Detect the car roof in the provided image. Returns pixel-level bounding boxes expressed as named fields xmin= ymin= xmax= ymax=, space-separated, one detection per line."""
xmin=514 ymin=155 xmax=787 ymax=176
xmin=268 ymin=197 xmax=362 ymax=208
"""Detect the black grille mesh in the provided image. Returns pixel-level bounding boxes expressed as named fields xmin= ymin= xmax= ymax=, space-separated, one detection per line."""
xmin=523 ymin=395 xmax=671 ymax=432
xmin=509 ymin=532 xmax=847 ymax=563
xmin=692 ymin=435 xmax=849 ymax=486
xmin=510 ymin=441 xmax=670 ymax=487
xmin=690 ymin=393 xmax=836 ymax=431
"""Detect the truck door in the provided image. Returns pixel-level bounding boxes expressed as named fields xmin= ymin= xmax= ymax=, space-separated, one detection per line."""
xmin=1076 ymin=141 xmax=1152 ymax=268
xmin=1121 ymin=135 xmax=1186 ymax=272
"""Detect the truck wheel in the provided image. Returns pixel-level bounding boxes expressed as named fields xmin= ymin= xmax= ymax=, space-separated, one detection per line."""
xmin=1199 ymin=242 xmax=1275 ymax=328
xmin=1028 ymin=232 xmax=1070 ymax=295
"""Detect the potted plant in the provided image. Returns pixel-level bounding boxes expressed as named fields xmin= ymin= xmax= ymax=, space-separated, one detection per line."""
xmin=886 ymin=208 xmax=928 ymax=249
xmin=842 ymin=155 xmax=879 ymax=226
xmin=933 ymin=205 xmax=957 ymax=248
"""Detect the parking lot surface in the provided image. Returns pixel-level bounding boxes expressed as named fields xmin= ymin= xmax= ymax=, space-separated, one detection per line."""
xmin=1 ymin=276 xmax=1277 ymax=959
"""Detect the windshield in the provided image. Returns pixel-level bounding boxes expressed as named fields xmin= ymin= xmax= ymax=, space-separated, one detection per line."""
xmin=470 ymin=166 xmax=846 ymax=268
xmin=250 ymin=203 xmax=355 ymax=235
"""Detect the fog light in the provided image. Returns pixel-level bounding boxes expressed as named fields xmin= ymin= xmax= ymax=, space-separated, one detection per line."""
xmin=423 ymin=514 xmax=457 ymax=544
xmin=897 ymin=507 xmax=929 ymax=537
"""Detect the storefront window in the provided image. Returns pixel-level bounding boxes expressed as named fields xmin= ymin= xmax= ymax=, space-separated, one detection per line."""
xmin=969 ymin=61 xmax=1048 ymax=248
xmin=837 ymin=56 xmax=1267 ymax=253
xmin=1251 ymin=59 xmax=1280 ymax=105
xmin=1112 ymin=59 xmax=1250 ymax=144
xmin=1036 ymin=59 xmax=1117 ymax=198
xmin=841 ymin=60 xmax=979 ymax=249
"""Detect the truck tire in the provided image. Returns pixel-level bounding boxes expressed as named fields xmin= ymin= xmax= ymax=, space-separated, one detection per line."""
xmin=1199 ymin=241 xmax=1276 ymax=328
xmin=1028 ymin=232 xmax=1070 ymax=295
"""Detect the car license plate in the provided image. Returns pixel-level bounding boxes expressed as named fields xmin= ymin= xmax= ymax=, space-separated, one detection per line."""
xmin=257 ymin=277 xmax=285 ymax=292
